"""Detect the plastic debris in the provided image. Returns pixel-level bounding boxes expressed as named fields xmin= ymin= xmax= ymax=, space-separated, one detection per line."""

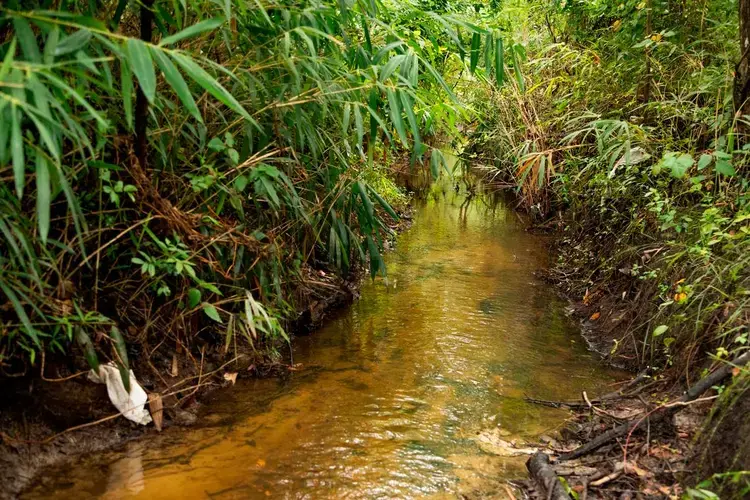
xmin=88 ymin=362 xmax=153 ymax=425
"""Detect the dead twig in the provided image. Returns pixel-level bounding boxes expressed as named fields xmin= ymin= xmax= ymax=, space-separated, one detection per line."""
xmin=559 ymin=352 xmax=749 ymax=461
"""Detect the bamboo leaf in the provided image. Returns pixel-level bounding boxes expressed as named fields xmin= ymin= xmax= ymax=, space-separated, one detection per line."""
xmin=36 ymin=154 xmax=51 ymax=244
xmin=126 ymin=38 xmax=156 ymax=103
xmin=202 ymin=302 xmax=223 ymax=323
xmin=379 ymin=54 xmax=406 ymax=82
xmin=386 ymin=88 xmax=408 ymax=146
xmin=54 ymin=29 xmax=92 ymax=56
xmin=511 ymin=43 xmax=524 ymax=93
xmin=109 ymin=326 xmax=131 ymax=393
xmin=354 ymin=104 xmax=364 ymax=151
xmin=11 ymin=104 xmax=24 ymax=199
xmin=121 ymin=60 xmax=133 ymax=130
xmin=43 ymin=28 xmax=59 ymax=64
xmin=13 ymin=18 xmax=42 ymax=63
xmin=151 ymin=48 xmax=202 ymax=123
xmin=0 ymin=38 xmax=18 ymax=83
xmin=159 ymin=17 xmax=225 ymax=46
xmin=76 ymin=328 xmax=100 ymax=372
xmin=399 ymin=92 xmax=421 ymax=157
xmin=495 ymin=37 xmax=505 ymax=85
xmin=469 ymin=32 xmax=480 ymax=73
xmin=172 ymin=52 xmax=258 ymax=129
xmin=483 ymin=33 xmax=492 ymax=70
xmin=0 ymin=277 xmax=39 ymax=346
xmin=367 ymin=184 xmax=399 ymax=220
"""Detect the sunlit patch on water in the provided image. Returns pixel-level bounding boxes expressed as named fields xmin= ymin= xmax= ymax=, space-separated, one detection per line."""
xmin=25 ymin=181 xmax=625 ymax=499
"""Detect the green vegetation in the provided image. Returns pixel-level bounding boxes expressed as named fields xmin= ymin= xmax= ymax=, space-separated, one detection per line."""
xmin=467 ymin=0 xmax=749 ymax=494
xmin=0 ymin=0 xmax=491 ymax=371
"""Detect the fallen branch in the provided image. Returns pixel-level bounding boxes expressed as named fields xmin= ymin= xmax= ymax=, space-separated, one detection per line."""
xmin=559 ymin=352 xmax=750 ymax=461
xmin=526 ymin=452 xmax=571 ymax=500
xmin=525 ymin=369 xmax=653 ymax=409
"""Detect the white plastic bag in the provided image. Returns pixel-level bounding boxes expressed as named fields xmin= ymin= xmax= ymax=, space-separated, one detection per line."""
xmin=88 ymin=362 xmax=153 ymax=425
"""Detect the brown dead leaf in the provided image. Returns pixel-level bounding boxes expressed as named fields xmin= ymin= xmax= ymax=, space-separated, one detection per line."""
xmin=256 ymin=458 xmax=266 ymax=468
xmin=732 ymin=367 xmax=741 ymax=377
xmin=148 ymin=393 xmax=163 ymax=431
xmin=589 ymin=312 xmax=601 ymax=321
xmin=624 ymin=461 xmax=649 ymax=478
xmin=223 ymin=372 xmax=238 ymax=385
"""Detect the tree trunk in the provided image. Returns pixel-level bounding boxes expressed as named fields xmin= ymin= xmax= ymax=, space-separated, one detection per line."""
xmin=735 ymin=0 xmax=750 ymax=115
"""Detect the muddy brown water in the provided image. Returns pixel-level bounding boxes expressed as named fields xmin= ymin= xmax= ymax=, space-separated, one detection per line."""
xmin=24 ymin=177 xmax=624 ymax=499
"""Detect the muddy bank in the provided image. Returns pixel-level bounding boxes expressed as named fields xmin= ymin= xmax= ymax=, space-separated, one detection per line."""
xmin=517 ymin=227 xmax=750 ymax=498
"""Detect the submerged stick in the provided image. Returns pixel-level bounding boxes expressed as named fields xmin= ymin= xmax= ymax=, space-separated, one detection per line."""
xmin=559 ymin=352 xmax=750 ymax=461
xmin=525 ymin=369 xmax=654 ymax=409
xmin=526 ymin=452 xmax=571 ymax=500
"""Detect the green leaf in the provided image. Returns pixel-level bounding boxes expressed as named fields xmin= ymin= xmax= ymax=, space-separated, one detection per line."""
xmin=234 ymin=175 xmax=248 ymax=192
xmin=714 ymin=159 xmax=736 ymax=176
xmin=511 ymin=42 xmax=524 ymax=92
xmin=379 ymin=54 xmax=405 ymax=82
xmin=187 ymin=288 xmax=201 ymax=308
xmin=202 ymin=302 xmax=223 ymax=323
xmin=342 ymin=103 xmax=351 ymax=137
xmin=430 ymin=148 xmax=445 ymax=178
xmin=697 ymin=154 xmax=713 ymax=170
xmin=357 ymin=181 xmax=375 ymax=226
xmin=365 ymin=235 xmax=382 ymax=279
xmin=121 ymin=61 xmax=133 ymax=130
xmin=495 ymin=37 xmax=505 ymax=85
xmin=172 ymin=52 xmax=258 ymax=129
xmin=13 ymin=18 xmax=42 ymax=63
xmin=43 ymin=29 xmax=59 ymax=64
xmin=54 ymin=29 xmax=92 ymax=56
xmin=0 ymin=38 xmax=17 ymax=83
xmin=159 ymin=17 xmax=225 ymax=46
xmin=661 ymin=152 xmax=694 ymax=178
xmin=208 ymin=137 xmax=225 ymax=151
xmin=386 ymin=88 xmax=408 ymax=147
xmin=367 ymin=184 xmax=399 ymax=220
xmin=483 ymin=33 xmax=493 ymax=70
xmin=11 ymin=104 xmax=24 ymax=199
xmin=0 ymin=277 xmax=39 ymax=346
xmin=469 ymin=32 xmax=480 ymax=73
xmin=653 ymin=325 xmax=669 ymax=337
xmin=400 ymin=92 xmax=421 ymax=157
xmin=36 ymin=155 xmax=51 ymax=244
xmin=151 ymin=48 xmax=202 ymax=123
xmin=126 ymin=39 xmax=156 ymax=104
xmin=109 ymin=326 xmax=130 ymax=393
xmin=353 ymin=105 xmax=364 ymax=151
xmin=76 ymin=328 xmax=100 ymax=373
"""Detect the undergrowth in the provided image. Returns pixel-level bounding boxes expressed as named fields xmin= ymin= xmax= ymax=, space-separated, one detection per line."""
xmin=466 ymin=0 xmax=749 ymax=493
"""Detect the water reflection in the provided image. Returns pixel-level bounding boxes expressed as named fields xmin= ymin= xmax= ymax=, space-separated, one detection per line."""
xmin=103 ymin=443 xmax=145 ymax=499
xmin=25 ymin=181 xmax=623 ymax=499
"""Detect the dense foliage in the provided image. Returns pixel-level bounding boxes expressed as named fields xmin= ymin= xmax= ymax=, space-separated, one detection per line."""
xmin=0 ymin=0 xmax=511 ymax=374
xmin=467 ymin=0 xmax=749 ymax=494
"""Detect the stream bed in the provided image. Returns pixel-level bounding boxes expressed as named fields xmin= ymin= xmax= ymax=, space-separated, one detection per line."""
xmin=25 ymin=179 xmax=623 ymax=499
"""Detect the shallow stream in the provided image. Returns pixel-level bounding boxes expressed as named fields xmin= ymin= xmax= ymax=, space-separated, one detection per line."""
xmin=26 ymin=177 xmax=623 ymax=499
